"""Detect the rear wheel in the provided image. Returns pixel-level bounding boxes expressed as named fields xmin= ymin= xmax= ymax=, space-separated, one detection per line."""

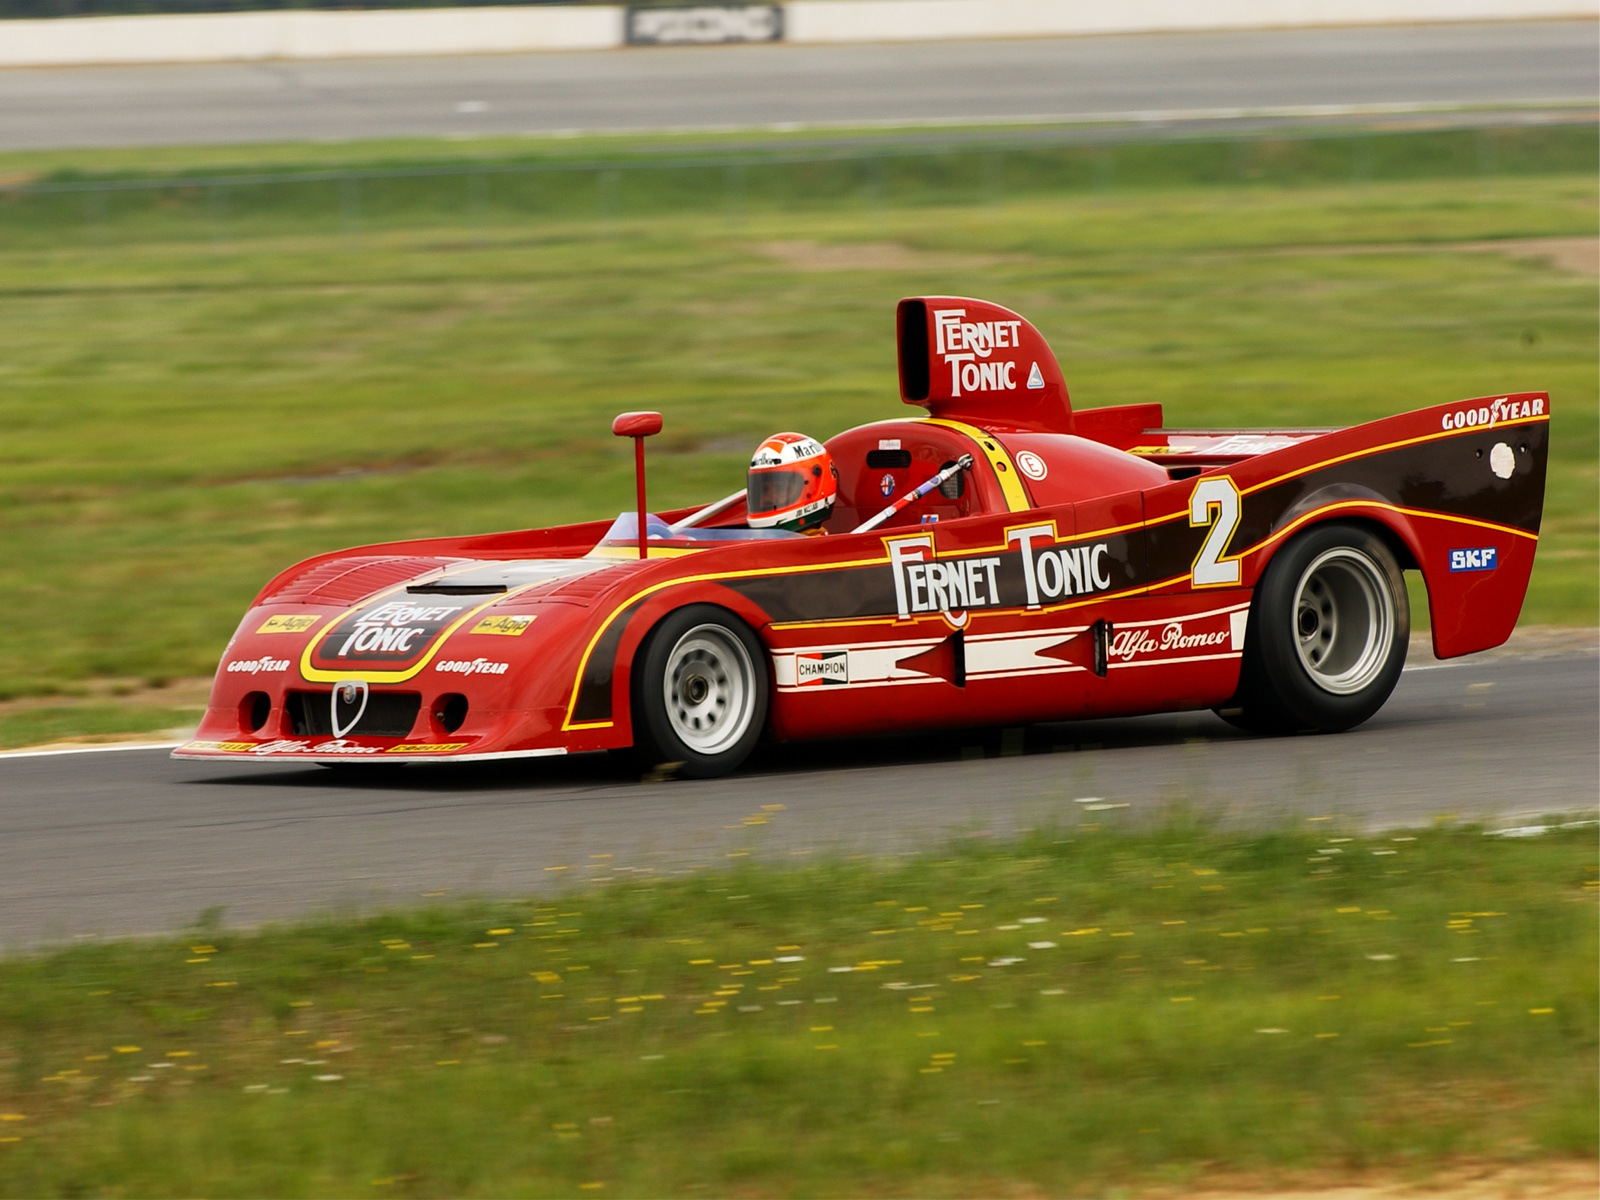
xmin=1219 ymin=522 xmax=1408 ymax=734
xmin=633 ymin=605 xmax=769 ymax=779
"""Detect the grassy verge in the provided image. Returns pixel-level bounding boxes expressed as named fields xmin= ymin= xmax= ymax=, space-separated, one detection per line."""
xmin=0 ymin=702 xmax=194 ymax=749
xmin=0 ymin=822 xmax=1593 ymax=1196
xmin=0 ymin=123 xmax=1594 ymax=739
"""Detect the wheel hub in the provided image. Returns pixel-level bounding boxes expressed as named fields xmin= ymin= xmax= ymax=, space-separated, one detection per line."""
xmin=662 ymin=625 xmax=756 ymax=756
xmin=1291 ymin=547 xmax=1395 ymax=696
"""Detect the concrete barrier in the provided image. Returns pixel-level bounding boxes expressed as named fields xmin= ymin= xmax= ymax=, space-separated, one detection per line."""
xmin=0 ymin=6 xmax=622 ymax=66
xmin=0 ymin=0 xmax=1590 ymax=68
xmin=786 ymin=0 xmax=1596 ymax=42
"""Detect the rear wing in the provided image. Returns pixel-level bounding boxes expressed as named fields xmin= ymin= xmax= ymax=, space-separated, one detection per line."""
xmin=1135 ymin=392 xmax=1548 ymax=659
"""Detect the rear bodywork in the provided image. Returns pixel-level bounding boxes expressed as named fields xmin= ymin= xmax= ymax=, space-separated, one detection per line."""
xmin=175 ymin=297 xmax=1547 ymax=765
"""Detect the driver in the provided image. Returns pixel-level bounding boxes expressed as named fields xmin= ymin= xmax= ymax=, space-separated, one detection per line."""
xmin=746 ymin=433 xmax=838 ymax=535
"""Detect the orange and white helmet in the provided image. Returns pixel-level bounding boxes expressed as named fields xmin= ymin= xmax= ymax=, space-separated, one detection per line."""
xmin=747 ymin=433 xmax=838 ymax=533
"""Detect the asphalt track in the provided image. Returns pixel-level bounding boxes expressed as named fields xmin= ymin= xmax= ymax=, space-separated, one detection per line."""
xmin=0 ymin=20 xmax=1595 ymax=150
xmin=1 ymin=646 xmax=1593 ymax=949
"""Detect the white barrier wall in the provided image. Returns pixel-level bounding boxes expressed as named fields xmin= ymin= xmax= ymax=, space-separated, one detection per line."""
xmin=0 ymin=6 xmax=621 ymax=65
xmin=0 ymin=0 xmax=1590 ymax=67
xmin=786 ymin=0 xmax=1597 ymax=42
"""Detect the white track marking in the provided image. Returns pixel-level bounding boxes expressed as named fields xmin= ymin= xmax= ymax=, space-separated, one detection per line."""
xmin=0 ymin=741 xmax=184 ymax=760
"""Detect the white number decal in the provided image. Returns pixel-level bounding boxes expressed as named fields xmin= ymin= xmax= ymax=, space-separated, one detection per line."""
xmin=1189 ymin=478 xmax=1242 ymax=587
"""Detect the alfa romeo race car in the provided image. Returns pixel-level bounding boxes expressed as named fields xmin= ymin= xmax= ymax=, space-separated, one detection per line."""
xmin=174 ymin=297 xmax=1548 ymax=777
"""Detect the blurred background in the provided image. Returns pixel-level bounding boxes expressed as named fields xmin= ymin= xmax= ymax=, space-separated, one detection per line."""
xmin=0 ymin=7 xmax=1595 ymax=1197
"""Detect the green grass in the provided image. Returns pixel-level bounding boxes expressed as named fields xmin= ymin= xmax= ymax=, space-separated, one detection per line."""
xmin=0 ymin=701 xmax=197 ymax=748
xmin=0 ymin=124 xmax=1594 ymax=736
xmin=0 ymin=822 xmax=1593 ymax=1196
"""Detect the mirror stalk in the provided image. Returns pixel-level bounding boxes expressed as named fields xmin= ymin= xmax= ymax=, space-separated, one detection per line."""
xmin=611 ymin=411 xmax=664 ymax=559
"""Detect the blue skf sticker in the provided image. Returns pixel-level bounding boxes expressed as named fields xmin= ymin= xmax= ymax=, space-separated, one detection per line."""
xmin=1449 ymin=547 xmax=1497 ymax=572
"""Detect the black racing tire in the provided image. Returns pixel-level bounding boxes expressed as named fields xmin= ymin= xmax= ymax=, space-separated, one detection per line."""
xmin=632 ymin=605 xmax=770 ymax=779
xmin=1220 ymin=522 xmax=1409 ymax=735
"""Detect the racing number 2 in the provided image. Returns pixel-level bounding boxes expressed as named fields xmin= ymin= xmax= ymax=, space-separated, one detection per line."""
xmin=1189 ymin=477 xmax=1242 ymax=587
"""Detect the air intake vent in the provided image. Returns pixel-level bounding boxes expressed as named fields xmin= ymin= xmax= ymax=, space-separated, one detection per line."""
xmin=285 ymin=690 xmax=421 ymax=738
xmin=897 ymin=299 xmax=930 ymax=401
xmin=866 ymin=449 xmax=912 ymax=469
xmin=407 ymin=583 xmax=508 ymax=595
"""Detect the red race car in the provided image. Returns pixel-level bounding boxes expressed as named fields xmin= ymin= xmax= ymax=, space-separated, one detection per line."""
xmin=174 ymin=297 xmax=1548 ymax=777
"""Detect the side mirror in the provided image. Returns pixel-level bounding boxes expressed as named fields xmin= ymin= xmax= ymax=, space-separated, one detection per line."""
xmin=612 ymin=411 xmax=663 ymax=558
xmin=612 ymin=411 xmax=663 ymax=439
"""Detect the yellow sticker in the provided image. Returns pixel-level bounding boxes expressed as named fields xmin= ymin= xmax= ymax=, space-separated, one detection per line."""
xmin=469 ymin=614 xmax=535 ymax=637
xmin=257 ymin=614 xmax=320 ymax=635
xmin=387 ymin=743 xmax=469 ymax=754
xmin=184 ymin=740 xmax=255 ymax=753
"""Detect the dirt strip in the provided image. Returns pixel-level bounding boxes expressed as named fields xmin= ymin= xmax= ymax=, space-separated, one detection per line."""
xmin=1171 ymin=1160 xmax=1598 ymax=1199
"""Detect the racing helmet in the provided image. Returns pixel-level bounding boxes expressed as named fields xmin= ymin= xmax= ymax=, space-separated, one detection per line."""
xmin=747 ymin=433 xmax=838 ymax=534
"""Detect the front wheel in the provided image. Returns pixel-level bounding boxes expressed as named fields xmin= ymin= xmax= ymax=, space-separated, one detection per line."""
xmin=1220 ymin=522 xmax=1409 ymax=735
xmin=633 ymin=605 xmax=769 ymax=779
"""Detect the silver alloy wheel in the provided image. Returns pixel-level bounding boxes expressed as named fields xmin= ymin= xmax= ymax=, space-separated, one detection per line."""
xmin=1291 ymin=547 xmax=1396 ymax=696
xmin=662 ymin=624 xmax=757 ymax=756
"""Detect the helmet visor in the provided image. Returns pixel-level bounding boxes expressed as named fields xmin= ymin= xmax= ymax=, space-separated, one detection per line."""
xmin=747 ymin=467 xmax=808 ymax=516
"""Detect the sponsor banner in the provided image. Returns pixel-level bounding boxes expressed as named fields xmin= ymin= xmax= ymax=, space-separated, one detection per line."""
xmin=795 ymin=649 xmax=848 ymax=686
xmin=436 ymin=658 xmax=510 ymax=676
xmin=185 ymin=737 xmax=485 ymax=757
xmin=251 ymin=739 xmax=382 ymax=756
xmin=226 ymin=656 xmax=289 ymax=675
xmin=308 ymin=599 xmax=467 ymax=673
xmin=1106 ymin=607 xmax=1249 ymax=666
xmin=1449 ymin=547 xmax=1498 ymax=573
xmin=933 ymin=307 xmax=1024 ymax=397
xmin=469 ymin=614 xmax=535 ymax=637
xmin=888 ymin=535 xmax=1003 ymax=623
xmin=1110 ymin=621 xmax=1226 ymax=663
xmin=625 ymin=5 xmax=782 ymax=45
xmin=776 ymin=604 xmax=1249 ymax=692
xmin=886 ymin=524 xmax=1121 ymax=625
xmin=1441 ymin=396 xmax=1543 ymax=431
xmin=257 ymin=614 xmax=319 ymax=635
